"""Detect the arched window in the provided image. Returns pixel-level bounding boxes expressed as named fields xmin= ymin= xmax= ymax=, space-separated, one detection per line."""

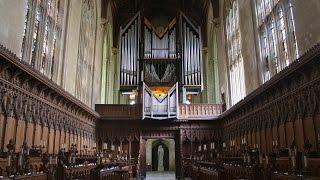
xmin=255 ymin=0 xmax=298 ymax=83
xmin=226 ymin=0 xmax=246 ymax=106
xmin=21 ymin=0 xmax=64 ymax=80
xmin=76 ymin=0 xmax=97 ymax=105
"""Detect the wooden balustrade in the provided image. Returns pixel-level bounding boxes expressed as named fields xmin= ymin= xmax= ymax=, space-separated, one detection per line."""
xmin=178 ymin=104 xmax=223 ymax=120
xmin=0 ymin=44 xmax=97 ymax=158
xmin=95 ymin=104 xmax=142 ymax=120
xmin=96 ymin=103 xmax=224 ymax=120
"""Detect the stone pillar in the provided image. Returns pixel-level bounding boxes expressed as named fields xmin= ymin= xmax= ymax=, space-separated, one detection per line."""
xmin=112 ymin=48 xmax=120 ymax=104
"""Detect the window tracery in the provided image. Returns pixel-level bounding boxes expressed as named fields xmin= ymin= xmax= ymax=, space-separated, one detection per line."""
xmin=256 ymin=0 xmax=298 ymax=83
xmin=226 ymin=0 xmax=245 ymax=106
xmin=76 ymin=0 xmax=97 ymax=105
xmin=21 ymin=0 xmax=64 ymax=80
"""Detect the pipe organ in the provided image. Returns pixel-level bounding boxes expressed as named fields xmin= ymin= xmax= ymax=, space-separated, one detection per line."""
xmin=120 ymin=13 xmax=140 ymax=87
xmin=119 ymin=12 xmax=203 ymax=119
xmin=144 ymin=18 xmax=177 ymax=59
xmin=180 ymin=14 xmax=203 ymax=88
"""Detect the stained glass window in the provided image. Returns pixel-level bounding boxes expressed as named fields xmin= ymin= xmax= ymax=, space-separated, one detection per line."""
xmin=21 ymin=0 xmax=64 ymax=80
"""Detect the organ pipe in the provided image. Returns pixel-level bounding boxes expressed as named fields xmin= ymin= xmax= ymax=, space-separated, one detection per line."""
xmin=180 ymin=14 xmax=203 ymax=87
xmin=144 ymin=26 xmax=176 ymax=59
xmin=120 ymin=13 xmax=202 ymax=90
xmin=120 ymin=13 xmax=140 ymax=87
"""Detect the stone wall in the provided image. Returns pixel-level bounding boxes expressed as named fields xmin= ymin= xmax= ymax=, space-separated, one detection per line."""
xmin=0 ymin=0 xmax=26 ymax=57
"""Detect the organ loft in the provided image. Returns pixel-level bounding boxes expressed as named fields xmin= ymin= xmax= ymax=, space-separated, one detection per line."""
xmin=119 ymin=12 xmax=204 ymax=120
xmin=0 ymin=0 xmax=320 ymax=180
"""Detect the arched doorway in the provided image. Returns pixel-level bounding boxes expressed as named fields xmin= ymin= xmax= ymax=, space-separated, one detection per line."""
xmin=151 ymin=140 xmax=169 ymax=171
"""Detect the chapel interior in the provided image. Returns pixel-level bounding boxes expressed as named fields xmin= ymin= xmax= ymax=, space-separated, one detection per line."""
xmin=0 ymin=0 xmax=320 ymax=179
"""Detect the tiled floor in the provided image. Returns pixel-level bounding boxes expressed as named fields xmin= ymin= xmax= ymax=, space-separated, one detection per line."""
xmin=146 ymin=171 xmax=176 ymax=180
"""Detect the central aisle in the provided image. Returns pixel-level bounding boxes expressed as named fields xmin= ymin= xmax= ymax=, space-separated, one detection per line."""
xmin=146 ymin=171 xmax=176 ymax=180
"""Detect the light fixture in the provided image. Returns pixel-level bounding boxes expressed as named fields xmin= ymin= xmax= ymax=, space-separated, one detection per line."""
xmin=129 ymin=100 xmax=135 ymax=105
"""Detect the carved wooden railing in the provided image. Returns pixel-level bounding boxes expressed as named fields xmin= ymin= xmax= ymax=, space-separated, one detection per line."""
xmin=220 ymin=43 xmax=320 ymax=153
xmin=0 ymin=44 xmax=98 ymax=155
xmin=178 ymin=104 xmax=223 ymax=120
xmin=95 ymin=104 xmax=142 ymax=120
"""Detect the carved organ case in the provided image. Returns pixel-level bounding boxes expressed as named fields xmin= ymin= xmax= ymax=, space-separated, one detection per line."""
xmin=119 ymin=12 xmax=203 ymax=119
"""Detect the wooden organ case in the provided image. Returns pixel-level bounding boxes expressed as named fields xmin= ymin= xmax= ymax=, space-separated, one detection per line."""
xmin=119 ymin=12 xmax=203 ymax=120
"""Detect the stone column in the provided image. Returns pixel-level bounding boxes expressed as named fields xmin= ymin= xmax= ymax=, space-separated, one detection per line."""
xmin=112 ymin=48 xmax=121 ymax=104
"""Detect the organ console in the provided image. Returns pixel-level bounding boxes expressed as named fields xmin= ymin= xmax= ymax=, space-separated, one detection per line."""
xmin=119 ymin=12 xmax=203 ymax=119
